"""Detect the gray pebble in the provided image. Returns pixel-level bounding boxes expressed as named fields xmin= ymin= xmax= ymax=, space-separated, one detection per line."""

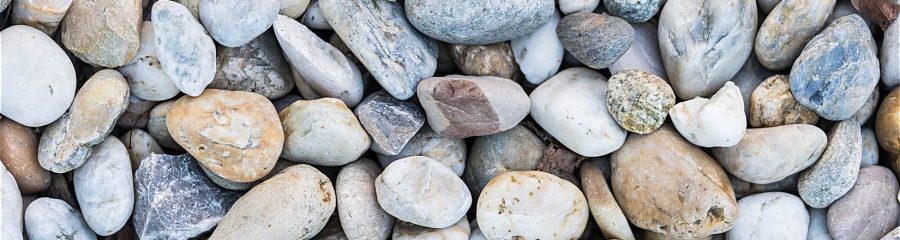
xmin=463 ymin=125 xmax=544 ymax=196
xmin=24 ymin=198 xmax=95 ymax=240
xmin=604 ymin=0 xmax=661 ymax=23
xmin=355 ymin=91 xmax=426 ymax=156
xmin=73 ymin=136 xmax=133 ymax=236
xmin=152 ymin=0 xmax=217 ymax=97
xmin=211 ymin=31 xmax=295 ymax=99
xmin=798 ymin=120 xmax=862 ymax=208
xmin=147 ymin=100 xmax=180 ymax=150
xmin=882 ymin=18 xmax=900 ymax=88
xmin=405 ymin=0 xmax=555 ymax=45
xmin=557 ymin=12 xmax=634 ymax=69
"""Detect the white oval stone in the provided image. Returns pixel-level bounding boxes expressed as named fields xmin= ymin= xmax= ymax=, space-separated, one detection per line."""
xmin=152 ymin=0 xmax=216 ymax=97
xmin=199 ymin=0 xmax=279 ymax=47
xmin=727 ymin=192 xmax=809 ymax=240
xmin=24 ymin=198 xmax=96 ymax=240
xmin=280 ymin=98 xmax=370 ymax=166
xmin=376 ymin=156 xmax=471 ymax=228
xmin=336 ymin=159 xmax=394 ymax=240
xmin=1 ymin=163 xmax=23 ymax=240
xmin=74 ymin=136 xmax=134 ymax=236
xmin=511 ymin=11 xmax=563 ymax=85
xmin=301 ymin=0 xmax=330 ymax=29
xmin=670 ymin=81 xmax=746 ymax=147
xmin=279 ymin=0 xmax=309 ymax=18
xmin=559 ymin=0 xmax=600 ymax=14
xmin=118 ymin=21 xmax=180 ymax=101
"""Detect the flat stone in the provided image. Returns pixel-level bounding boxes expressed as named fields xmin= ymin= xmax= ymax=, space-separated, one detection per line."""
xmin=280 ymin=98 xmax=370 ymax=166
xmin=606 ymin=69 xmax=675 ymax=134
xmin=727 ymin=192 xmax=809 ymax=240
xmin=557 ymin=12 xmax=633 ymax=69
xmin=861 ymin=127 xmax=879 ymax=167
xmin=669 ymin=82 xmax=746 ymax=147
xmin=755 ymin=0 xmax=836 ymax=70
xmin=60 ymin=0 xmax=141 ymax=67
xmin=152 ymin=0 xmax=216 ymax=97
xmin=511 ymin=11 xmax=563 ymax=85
xmin=11 ymin=0 xmax=72 ymax=35
xmin=883 ymin=19 xmax=900 ymax=88
xmin=0 ymin=118 xmax=49 ymax=194
xmin=609 ymin=22 xmax=668 ymax=81
xmin=828 ymin=166 xmax=900 ymax=239
xmin=117 ymin=21 xmax=181 ymax=102
xmin=604 ymin=0 xmax=661 ymax=22
xmin=450 ymin=42 xmax=519 ymax=79
xmin=749 ymin=75 xmax=819 ymax=127
xmin=120 ymin=129 xmax=164 ymax=172
xmin=199 ymin=0 xmax=278 ymax=47
xmin=211 ymin=31 xmax=295 ymax=100
xmin=116 ymin=96 xmax=155 ymax=129
xmin=393 ymin=218 xmax=469 ymax=240
xmin=730 ymin=52 xmax=772 ymax=121
xmin=24 ymin=198 xmax=94 ymax=240
xmin=559 ymin=0 xmax=600 ymax=14
xmin=301 ymin=0 xmax=330 ymax=29
xmin=464 ymin=125 xmax=544 ymax=196
xmin=147 ymin=100 xmax=180 ymax=149
xmin=405 ymin=0 xmax=555 ymax=45
xmin=73 ymin=136 xmax=133 ymax=236
xmin=580 ymin=160 xmax=635 ymax=240
xmin=355 ymin=91 xmax=425 ymax=156
xmin=376 ymin=156 xmax=471 ymax=228
xmin=712 ymin=124 xmax=826 ymax=184
xmin=417 ymin=75 xmax=530 ymax=138
xmin=376 ymin=127 xmax=467 ymax=176
xmin=0 ymin=163 xmax=23 ymax=240
xmin=279 ymin=0 xmax=309 ymax=18
xmin=336 ymin=159 xmax=394 ymax=240
xmin=799 ymin=120 xmax=863 ymax=208
xmin=807 ymin=206 xmax=832 ymax=240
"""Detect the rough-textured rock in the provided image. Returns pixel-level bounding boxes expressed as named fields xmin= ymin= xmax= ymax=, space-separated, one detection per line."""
xmin=147 ymin=100 xmax=180 ymax=149
xmin=669 ymin=82 xmax=746 ymax=147
xmin=117 ymin=21 xmax=181 ymax=102
xmin=152 ymin=0 xmax=216 ymax=97
xmin=799 ymin=120 xmax=862 ymax=208
xmin=749 ymin=75 xmax=819 ymax=127
xmin=807 ymin=207 xmax=832 ymax=240
xmin=450 ymin=42 xmax=519 ymax=79
xmin=851 ymin=0 xmax=900 ymax=29
xmin=604 ymin=0 xmax=661 ymax=22
xmin=405 ymin=0 xmax=555 ymax=45
xmin=0 ymin=163 xmax=23 ymax=240
xmin=393 ymin=218 xmax=470 ymax=240
xmin=280 ymin=98 xmax=370 ymax=166
xmin=11 ymin=0 xmax=73 ymax=35
xmin=731 ymin=53 xmax=772 ymax=121
xmin=120 ymin=129 xmax=164 ymax=172
xmin=60 ymin=0 xmax=141 ymax=67
xmin=828 ymin=166 xmax=900 ymax=239
xmin=376 ymin=156 xmax=471 ymax=228
xmin=606 ymin=69 xmax=675 ymax=134
xmin=116 ymin=96 xmax=155 ymax=129
xmin=511 ymin=11 xmax=563 ymax=85
xmin=376 ymin=127 xmax=467 ymax=176
xmin=559 ymin=0 xmax=600 ymax=14
xmin=0 ymin=118 xmax=49 ymax=194
xmin=580 ymin=160 xmax=635 ymax=240
xmin=355 ymin=91 xmax=426 ymax=156
xmin=878 ymin=88 xmax=900 ymax=154
xmin=712 ymin=124 xmax=826 ymax=184
xmin=557 ymin=12 xmax=634 ymax=69
xmin=755 ymin=0 xmax=836 ymax=70
xmin=464 ymin=125 xmax=544 ymax=196
xmin=727 ymin=192 xmax=809 ymax=240
xmin=417 ymin=75 xmax=530 ymax=138
xmin=301 ymin=0 xmax=330 ymax=29
xmin=609 ymin=22 xmax=668 ymax=81
xmin=852 ymin=86 xmax=879 ymax=124
xmin=336 ymin=159 xmax=394 ymax=240
xmin=884 ymin=19 xmax=900 ymax=88
xmin=658 ymin=0 xmax=757 ymax=99
xmin=611 ymin=126 xmax=738 ymax=239
xmin=199 ymin=0 xmax=278 ymax=47
xmin=38 ymin=69 xmax=130 ymax=173
xmin=74 ymin=136 xmax=133 ymax=236
xmin=279 ymin=0 xmax=309 ymax=18
xmin=790 ymin=15 xmax=880 ymax=121
xmin=861 ymin=127 xmax=879 ymax=167
xmin=211 ymin=31 xmax=295 ymax=100
xmin=1 ymin=25 xmax=77 ymax=127
xmin=24 ymin=198 xmax=95 ymax=240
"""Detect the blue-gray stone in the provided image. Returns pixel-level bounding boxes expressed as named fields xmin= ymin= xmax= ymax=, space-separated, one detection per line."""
xmin=798 ymin=120 xmax=862 ymax=208
xmin=404 ymin=0 xmax=555 ymax=45
xmin=355 ymin=91 xmax=426 ymax=156
xmin=557 ymin=12 xmax=634 ymax=70
xmin=604 ymin=0 xmax=661 ymax=23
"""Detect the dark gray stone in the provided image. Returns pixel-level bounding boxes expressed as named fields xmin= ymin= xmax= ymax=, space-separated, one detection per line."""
xmin=463 ymin=125 xmax=544 ymax=196
xmin=404 ymin=0 xmax=555 ymax=45
xmin=557 ymin=12 xmax=634 ymax=69
xmin=354 ymin=91 xmax=426 ymax=156
xmin=798 ymin=120 xmax=862 ymax=208
xmin=604 ymin=0 xmax=661 ymax=23
xmin=210 ymin=31 xmax=294 ymax=100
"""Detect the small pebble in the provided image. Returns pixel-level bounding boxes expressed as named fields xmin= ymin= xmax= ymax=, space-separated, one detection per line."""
xmin=807 ymin=207 xmax=832 ymax=240
xmin=417 ymin=75 xmax=530 ymax=138
xmin=279 ymin=0 xmax=310 ymax=18
xmin=727 ymin=192 xmax=809 ymax=240
xmin=301 ymin=0 xmax=330 ymax=29
xmin=861 ymin=127 xmax=879 ymax=167
xmin=280 ymin=98 xmax=370 ymax=166
xmin=557 ymin=12 xmax=634 ymax=69
xmin=152 ymin=0 xmax=217 ymax=97
xmin=464 ymin=125 xmax=544 ymax=196
xmin=828 ymin=166 xmax=900 ymax=239
xmin=24 ymin=198 xmax=95 ymax=240
xmin=450 ymin=42 xmax=519 ymax=79
xmin=73 ymin=136 xmax=133 ymax=236
xmin=798 ymin=120 xmax=863 ymax=208
xmin=375 ymin=156 xmax=471 ymax=228
xmin=354 ymin=90 xmax=426 ymax=156
xmin=559 ymin=0 xmax=600 ymax=14
xmin=60 ymin=0 xmax=141 ymax=67
xmin=199 ymin=0 xmax=278 ymax=47
xmin=147 ymin=100 xmax=180 ymax=149
xmin=883 ymin=19 xmax=900 ymax=88
xmin=669 ymin=81 xmax=747 ymax=147
xmin=749 ymin=75 xmax=819 ymax=127
xmin=605 ymin=69 xmax=676 ymax=134
xmin=405 ymin=0 xmax=555 ymax=45
xmin=0 ymin=118 xmax=50 ymax=194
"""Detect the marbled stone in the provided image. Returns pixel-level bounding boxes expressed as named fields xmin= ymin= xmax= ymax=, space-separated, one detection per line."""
xmin=199 ymin=0 xmax=278 ymax=47
xmin=355 ymin=91 xmax=425 ymax=156
xmin=727 ymin=192 xmax=809 ymax=240
xmin=336 ymin=159 xmax=394 ymax=240
xmin=405 ymin=0 xmax=555 ymax=45
xmin=147 ymin=100 xmax=180 ymax=149
xmin=669 ymin=82 xmax=746 ymax=147
xmin=557 ymin=12 xmax=634 ymax=69
xmin=116 ymin=96 xmax=155 ymax=129
xmin=280 ymin=98 xmax=370 ymax=166
xmin=117 ymin=21 xmax=181 ymax=102
xmin=861 ymin=127 xmax=879 ymax=167
xmin=606 ymin=69 xmax=675 ymax=134
xmin=152 ymin=0 xmax=216 ymax=97
xmin=417 ymin=75 xmax=530 ymax=138
xmin=749 ymin=75 xmax=819 ymax=127
xmin=376 ymin=156 xmax=471 ymax=228
xmin=883 ymin=19 xmax=900 ymax=88
xmin=799 ymin=120 xmax=862 ymax=208
xmin=0 ymin=118 xmax=50 ymax=194
xmin=609 ymin=22 xmax=668 ymax=81
xmin=755 ymin=0 xmax=836 ymax=70
xmin=828 ymin=166 xmax=900 ymax=239
xmin=580 ymin=160 xmax=635 ymax=240
xmin=301 ymin=0 xmax=330 ymax=29
xmin=211 ymin=31 xmax=294 ymax=99
xmin=279 ymin=0 xmax=310 ymax=18
xmin=376 ymin=127 xmax=467 ymax=176
xmin=74 ymin=136 xmax=133 ymax=236
xmin=464 ymin=125 xmax=544 ymax=196
xmin=24 ymin=198 xmax=94 ymax=240
xmin=11 ymin=0 xmax=73 ymax=35
xmin=604 ymin=0 xmax=661 ymax=22
xmin=559 ymin=0 xmax=600 ymax=14
xmin=0 ymin=163 xmax=23 ymax=240
xmin=712 ymin=124 xmax=826 ymax=184
xmin=120 ymin=129 xmax=164 ymax=172
xmin=511 ymin=11 xmax=563 ymax=85
xmin=61 ymin=0 xmax=141 ymax=67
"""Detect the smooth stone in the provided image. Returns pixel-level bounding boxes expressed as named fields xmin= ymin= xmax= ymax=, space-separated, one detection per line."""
xmin=789 ymin=15 xmax=880 ymax=121
xmin=807 ymin=207 xmax=832 ymax=240
xmin=211 ymin=164 xmax=336 ymax=239
xmin=798 ymin=120 xmax=863 ymax=208
xmin=133 ymin=154 xmax=240 ymax=239
xmin=727 ymin=192 xmax=809 ymax=240
xmin=116 ymin=96 xmax=155 ymax=129
xmin=199 ymin=0 xmax=278 ymax=47
xmin=749 ymin=75 xmax=819 ymax=127
xmin=0 ymin=118 xmax=50 ymax=194
xmin=11 ymin=0 xmax=72 ymax=35
xmin=450 ymin=42 xmax=519 ymax=79
xmin=861 ymin=127 xmax=879 ymax=167
xmin=211 ymin=31 xmax=295 ymax=100
xmin=274 ymin=15 xmax=364 ymax=106
xmin=828 ymin=166 xmax=900 ymax=239
xmin=60 ymin=0 xmax=141 ymax=67
xmin=852 ymin=85 xmax=879 ymax=124
xmin=604 ymin=0 xmax=661 ymax=22
xmin=24 ymin=198 xmax=95 ymax=240
xmin=730 ymin=174 xmax=799 ymax=199
xmin=0 ymin=163 xmax=23 ymax=240
xmin=712 ymin=124 xmax=826 ymax=184
xmin=511 ymin=11 xmax=563 ymax=85
xmin=280 ymin=98 xmax=370 ymax=166
xmin=405 ymin=0 xmax=555 ymax=45
xmin=559 ymin=0 xmax=600 ymax=14
xmin=147 ymin=100 xmax=180 ymax=149
xmin=301 ymin=0 xmax=330 ymax=29
xmin=120 ymin=129 xmax=164 ymax=172
xmin=530 ymin=68 xmax=626 ymax=156
xmin=883 ymin=19 xmax=900 ymax=88
xmin=376 ymin=127 xmax=467 ymax=176
xmin=336 ymin=159 xmax=394 ymax=240
xmin=376 ymin=156 xmax=471 ymax=228
xmin=0 ymin=25 xmax=76 ymax=127
xmin=606 ymin=69 xmax=675 ymax=134
xmin=850 ymin=0 xmax=900 ymax=29
xmin=477 ymin=171 xmax=589 ymax=239
xmin=611 ymin=126 xmax=738 ymax=238
xmin=878 ymin=88 xmax=900 ymax=154
xmin=152 ymin=0 xmax=216 ymax=97
xmin=731 ymin=52 xmax=772 ymax=121
xmin=755 ymin=0 xmax=836 ymax=70
xmin=73 ymin=136 xmax=133 ymax=236
xmin=167 ymin=89 xmax=284 ymax=182
xmin=557 ymin=12 xmax=634 ymax=69
xmin=669 ymin=81 xmax=747 ymax=147
xmin=320 ymin=0 xmax=437 ymax=100
xmin=464 ymin=125 xmax=544 ymax=196
xmin=393 ymin=218 xmax=469 ymax=240
xmin=38 ymin=69 xmax=130 ymax=173
xmin=417 ymin=75 xmax=530 ymax=138
xmin=609 ymin=22 xmax=668 ymax=82
xmin=280 ymin=0 xmax=309 ymax=18
xmin=580 ymin=160 xmax=635 ymax=240
xmin=355 ymin=90 xmax=426 ymax=156
xmin=117 ymin=21 xmax=180 ymax=102
xmin=658 ymin=0 xmax=757 ymax=99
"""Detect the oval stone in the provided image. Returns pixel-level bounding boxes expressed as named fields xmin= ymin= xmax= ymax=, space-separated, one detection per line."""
xmin=301 ymin=0 xmax=330 ymax=29
xmin=604 ymin=0 xmax=661 ymax=23
xmin=117 ymin=21 xmax=181 ymax=102
xmin=755 ymin=0 xmax=836 ymax=70
xmin=464 ymin=125 xmax=544 ymax=196
xmin=152 ymin=0 xmax=216 ymax=97
xmin=74 ymin=136 xmax=133 ymax=236
xmin=279 ymin=0 xmax=309 ymax=18
xmin=878 ymin=79 xmax=900 ymax=154
xmin=336 ymin=159 xmax=394 ymax=240
xmin=511 ymin=11 xmax=563 ymax=85
xmin=883 ymin=19 xmax=900 ymax=88
xmin=405 ymin=0 xmax=555 ymax=45
xmin=712 ymin=124 xmax=826 ymax=184
xmin=798 ymin=120 xmax=862 ymax=208
xmin=606 ymin=69 xmax=675 ymax=134
xmin=60 ymin=0 xmax=141 ymax=67
xmin=828 ymin=166 xmax=900 ymax=239
xmin=211 ymin=30 xmax=295 ymax=100
xmin=280 ymin=98 xmax=370 ymax=166
xmin=24 ymin=198 xmax=94 ymax=240
xmin=861 ymin=127 xmax=879 ymax=167
xmin=557 ymin=12 xmax=634 ymax=69
xmin=376 ymin=126 xmax=467 ymax=176
xmin=376 ymin=156 xmax=471 ymax=228
xmin=727 ymin=192 xmax=809 ymax=240
xmin=749 ymin=75 xmax=819 ymax=127
xmin=0 ymin=118 xmax=50 ymax=194
xmin=417 ymin=75 xmax=530 ymax=138
xmin=199 ymin=0 xmax=278 ymax=47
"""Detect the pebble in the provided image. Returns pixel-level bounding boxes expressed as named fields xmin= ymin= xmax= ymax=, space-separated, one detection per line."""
xmin=731 ymin=52 xmax=772 ymax=121
xmin=559 ymin=0 xmax=600 ymax=14
xmin=336 ymin=159 xmax=395 ymax=240
xmin=604 ymin=0 xmax=661 ymax=22
xmin=152 ymin=0 xmax=217 ymax=97
xmin=279 ymin=0 xmax=310 ymax=18
xmin=417 ymin=75 xmax=530 ymax=138
xmin=147 ymin=100 xmax=180 ymax=149
xmin=211 ymin=31 xmax=295 ymax=100
xmin=609 ymin=22 xmax=668 ymax=81
xmin=658 ymin=0 xmax=757 ymax=99
xmin=375 ymin=156 xmax=471 ymax=228
xmin=301 ymin=0 xmax=330 ymax=29
xmin=355 ymin=90 xmax=426 ymax=156
xmin=60 ymin=0 xmax=141 ymax=67
xmin=280 ymin=98 xmax=370 ymax=166
xmin=117 ymin=21 xmax=181 ymax=102
xmin=726 ymin=192 xmax=809 ymax=240
xmin=789 ymin=15 xmax=880 ymax=121
xmin=807 ymin=207 xmax=832 ymax=240
xmin=38 ymin=69 xmax=130 ymax=173
xmin=712 ymin=124 xmax=826 ymax=184
xmin=0 ymin=118 xmax=50 ymax=194
xmin=852 ymin=86 xmax=879 ymax=124
xmin=749 ymin=75 xmax=819 ymax=127
xmin=450 ymin=42 xmax=519 ymax=79
xmin=755 ymin=0 xmax=836 ymax=70
xmin=0 ymin=163 xmax=23 ymax=240
xmin=878 ymin=88 xmax=900 ymax=154
xmin=611 ymin=126 xmax=738 ymax=238
xmin=10 ymin=0 xmax=72 ymax=35
xmin=464 ymin=125 xmax=544 ymax=196
xmin=530 ymin=68 xmax=626 ymax=156
xmin=511 ymin=11 xmax=563 ymax=85
xmin=166 ymin=89 xmax=284 ymax=183
xmin=116 ymin=96 xmax=155 ymax=129
xmin=120 ymin=129 xmax=164 ymax=172
xmin=133 ymin=154 xmax=241 ymax=239
xmin=883 ymin=19 xmax=900 ymax=88
xmin=199 ymin=0 xmax=278 ymax=47
xmin=476 ymin=171 xmax=589 ymax=239
xmin=1 ymin=25 xmax=76 ymax=127
xmin=320 ymin=0 xmax=437 ymax=100
xmin=274 ymin=15 xmax=364 ymax=106
xmin=798 ymin=120 xmax=863 ymax=208
xmin=212 ymin=164 xmax=336 ymax=239
xmin=828 ymin=166 xmax=900 ymax=239
xmin=24 ymin=198 xmax=95 ymax=240
xmin=405 ymin=0 xmax=555 ymax=45
xmin=393 ymin=218 xmax=470 ymax=240
xmin=861 ymin=127 xmax=879 ymax=167
xmin=557 ymin=12 xmax=634 ymax=69
xmin=73 ymin=136 xmax=133 ymax=236
xmin=606 ymin=69 xmax=676 ymax=134
xmin=669 ymin=81 xmax=747 ymax=147
xmin=376 ymin=127 xmax=467 ymax=176
xmin=580 ymin=160 xmax=635 ymax=240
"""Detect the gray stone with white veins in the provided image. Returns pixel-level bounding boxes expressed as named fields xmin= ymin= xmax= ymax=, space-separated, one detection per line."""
xmin=405 ymin=0 xmax=555 ymax=45
xmin=755 ymin=0 xmax=836 ymax=70
xmin=557 ymin=12 xmax=634 ymax=69
xmin=609 ymin=22 xmax=668 ymax=82
xmin=511 ymin=11 xmax=563 ymax=85
xmin=199 ymin=0 xmax=279 ymax=47
xmin=211 ymin=31 xmax=295 ymax=99
xmin=798 ymin=120 xmax=862 ymax=208
xmin=74 ymin=136 xmax=133 ymax=236
xmin=24 ymin=198 xmax=95 ymax=240
xmin=337 ymin=159 xmax=395 ymax=240
xmin=882 ymin=18 xmax=900 ymax=88
xmin=117 ymin=21 xmax=181 ymax=102
xmin=604 ymin=0 xmax=661 ymax=23
xmin=355 ymin=91 xmax=426 ymax=156
xmin=152 ymin=0 xmax=217 ymax=97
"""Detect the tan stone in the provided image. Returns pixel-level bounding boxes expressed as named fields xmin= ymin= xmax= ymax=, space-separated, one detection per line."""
xmin=749 ymin=75 xmax=819 ymax=127
xmin=877 ymin=87 xmax=900 ymax=154
xmin=0 ymin=118 xmax=49 ymax=194
xmin=60 ymin=0 xmax=142 ymax=67
xmin=450 ymin=42 xmax=519 ymax=79
xmin=580 ymin=160 xmax=635 ymax=240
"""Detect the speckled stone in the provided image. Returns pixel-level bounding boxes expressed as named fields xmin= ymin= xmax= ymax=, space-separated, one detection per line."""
xmin=511 ymin=11 xmax=563 ymax=85
xmin=376 ymin=156 xmax=471 ymax=228
xmin=557 ymin=12 xmax=634 ymax=69
xmin=280 ymin=98 xmax=370 ymax=166
xmin=609 ymin=22 xmax=668 ymax=81
xmin=147 ymin=100 xmax=180 ymax=149
xmin=117 ymin=21 xmax=181 ymax=102
xmin=606 ymin=69 xmax=675 ymax=134
xmin=450 ymin=42 xmax=519 ymax=79
xmin=798 ymin=120 xmax=862 ymax=208
xmin=0 ymin=163 xmax=23 ymax=240
xmin=559 ymin=0 xmax=600 ymax=14
xmin=882 ymin=19 xmax=900 ymax=88
xmin=376 ymin=127 xmax=467 ymax=176
xmin=727 ymin=192 xmax=809 ymax=240
xmin=417 ymin=75 xmax=530 ymax=138
xmin=828 ymin=166 xmax=900 ymax=239
xmin=405 ymin=0 xmax=555 ymax=45
xmin=463 ymin=125 xmax=544 ymax=196
xmin=152 ymin=0 xmax=216 ymax=97
xmin=336 ymin=159 xmax=394 ymax=240
xmin=755 ymin=0 xmax=836 ymax=70
xmin=116 ymin=96 xmax=155 ymax=129
xmin=73 ymin=136 xmax=133 ymax=236
xmin=749 ymin=75 xmax=819 ymax=127
xmin=199 ymin=0 xmax=278 ymax=47
xmin=604 ymin=0 xmax=661 ymax=22
xmin=60 ymin=0 xmax=141 ymax=67
xmin=0 ymin=119 xmax=50 ymax=194
xmin=355 ymin=91 xmax=426 ymax=156
xmin=11 ymin=0 xmax=73 ymax=35
xmin=211 ymin=31 xmax=294 ymax=99
xmin=120 ymin=129 xmax=164 ymax=172
xmin=24 ymin=198 xmax=94 ymax=240
xmin=580 ymin=160 xmax=635 ymax=240
xmin=712 ymin=124 xmax=826 ymax=184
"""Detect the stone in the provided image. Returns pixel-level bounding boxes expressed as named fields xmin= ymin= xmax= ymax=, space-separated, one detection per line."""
xmin=152 ymin=0 xmax=217 ymax=97
xmin=376 ymin=156 xmax=470 ymax=228
xmin=559 ymin=0 xmax=600 ymax=14
xmin=511 ymin=11 xmax=562 ymax=85
xmin=807 ymin=207 xmax=832 ymax=240
xmin=669 ymin=81 xmax=746 ymax=147
xmin=712 ymin=124 xmax=826 ymax=184
xmin=120 ymin=129 xmax=164 ymax=172
xmin=0 ymin=25 xmax=77 ymax=127
xmin=117 ymin=21 xmax=181 ymax=102
xmin=658 ymin=0 xmax=757 ymax=99
xmin=116 ymin=96 xmax=155 ymax=129
xmin=606 ymin=69 xmax=676 ymax=134
xmin=450 ymin=42 xmax=519 ymax=79
xmin=280 ymin=98 xmax=370 ymax=166
xmin=274 ymin=15 xmax=364 ymax=106
xmin=604 ymin=0 xmax=661 ymax=22
xmin=405 ymin=0 xmax=555 ymax=45
xmin=211 ymin=164 xmax=336 ymax=239
xmin=376 ymin=127 xmax=467 ymax=176
xmin=417 ymin=75 xmax=530 ymax=138
xmin=0 ymin=119 xmax=50 ymax=194
xmin=355 ymin=91 xmax=426 ymax=156
xmin=852 ymin=86 xmax=879 ymax=124
xmin=393 ymin=218 xmax=470 ymax=240
xmin=861 ymin=127 xmax=879 ymax=167
xmin=199 ymin=0 xmax=278 ymax=47
xmin=530 ymin=68 xmax=626 ymax=156
xmin=464 ymin=125 xmax=544 ymax=196
xmin=10 ymin=0 xmax=73 ymax=35
xmin=729 ymin=174 xmax=799 ymax=199
xmin=301 ymin=0 xmax=330 ymax=29
xmin=727 ymin=192 xmax=809 ymax=240
xmin=320 ymin=0 xmax=437 ymax=100
xmin=24 ymin=198 xmax=94 ymax=240
xmin=580 ymin=160 xmax=635 ymax=240
xmin=211 ymin=31 xmax=295 ymax=100
xmin=799 ymin=120 xmax=862 ymax=208
xmin=133 ymin=154 xmax=241 ymax=239
xmin=609 ymin=22 xmax=668 ymax=82
xmin=790 ymin=15 xmax=880 ymax=121
xmin=828 ymin=166 xmax=900 ymax=239
xmin=73 ymin=136 xmax=133 ymax=236
xmin=883 ymin=19 xmax=900 ymax=88
xmin=477 ymin=171 xmax=589 ymax=239
xmin=755 ymin=0 xmax=836 ymax=70
xmin=878 ymin=88 xmax=900 ymax=154
xmin=336 ymin=159 xmax=394 ymax=240
xmin=147 ymin=100 xmax=180 ymax=149
xmin=280 ymin=0 xmax=310 ymax=18
xmin=60 ymin=0 xmax=141 ymax=67
xmin=749 ymin=75 xmax=819 ymax=127
xmin=167 ymin=89 xmax=284 ymax=182
xmin=38 ymin=69 xmax=130 ymax=173
xmin=851 ymin=0 xmax=900 ymax=29
xmin=0 ymin=163 xmax=23 ymax=240
xmin=557 ymin=12 xmax=634 ymax=69
xmin=611 ymin=126 xmax=738 ymax=238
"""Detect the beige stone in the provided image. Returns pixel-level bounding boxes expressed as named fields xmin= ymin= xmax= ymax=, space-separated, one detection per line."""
xmin=60 ymin=0 xmax=142 ymax=67
xmin=279 ymin=98 xmax=369 ymax=166
xmin=580 ymin=160 xmax=635 ymax=240
xmin=450 ymin=42 xmax=519 ymax=79
xmin=877 ymin=87 xmax=900 ymax=154
xmin=749 ymin=75 xmax=819 ymax=127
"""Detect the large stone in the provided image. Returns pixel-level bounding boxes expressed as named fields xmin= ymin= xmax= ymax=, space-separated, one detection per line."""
xmin=152 ymin=0 xmax=217 ymax=97
xmin=376 ymin=156 xmax=471 ymax=228
xmin=280 ymin=98 xmax=370 ymax=166
xmin=417 ymin=75 xmax=530 ymax=138
xmin=147 ymin=100 xmax=180 ymax=149
xmin=604 ymin=0 xmax=661 ymax=23
xmin=336 ymin=159 xmax=394 ymax=240
xmin=211 ymin=31 xmax=295 ymax=100
xmin=884 ymin=20 xmax=900 ymax=88
xmin=376 ymin=127 xmax=467 ymax=176
xmin=878 ymin=88 xmax=900 ymax=154
xmin=712 ymin=124 xmax=826 ymax=184
xmin=557 ymin=12 xmax=634 ymax=69
xmin=0 ymin=118 xmax=50 ymax=194
xmin=120 ymin=129 xmax=164 ymax=172
xmin=355 ymin=91 xmax=426 ymax=156
xmin=606 ymin=69 xmax=675 ymax=134
xmin=117 ymin=21 xmax=181 ymax=102
xmin=405 ymin=0 xmax=555 ymax=45
xmin=24 ymin=198 xmax=95 ymax=240
xmin=669 ymin=82 xmax=746 ymax=147
xmin=61 ymin=0 xmax=141 ymax=67
xmin=393 ymin=218 xmax=469 ymax=240
xmin=828 ymin=166 xmax=900 ymax=239
xmin=199 ymin=0 xmax=278 ymax=47
xmin=10 ymin=0 xmax=73 ymax=35
xmin=609 ymin=22 xmax=668 ymax=81
xmin=799 ymin=120 xmax=862 ymax=208
xmin=726 ymin=192 xmax=809 ymax=240
xmin=511 ymin=11 xmax=563 ymax=85
xmin=73 ymin=136 xmax=133 ymax=236
xmin=755 ymin=0 xmax=836 ymax=70
xmin=580 ymin=160 xmax=635 ymax=240
xmin=464 ymin=125 xmax=544 ymax=196
xmin=450 ymin=42 xmax=519 ymax=79
xmin=749 ymin=75 xmax=819 ymax=127
xmin=0 ymin=163 xmax=23 ymax=240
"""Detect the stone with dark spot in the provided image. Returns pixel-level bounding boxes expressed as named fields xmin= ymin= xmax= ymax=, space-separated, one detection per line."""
xmin=605 ymin=69 xmax=675 ymax=134
xmin=557 ymin=12 xmax=634 ymax=69
xmin=726 ymin=192 xmax=809 ymax=240
xmin=405 ymin=0 xmax=555 ymax=45
xmin=604 ymin=0 xmax=661 ymax=23
xmin=355 ymin=91 xmax=425 ymax=156
xmin=450 ymin=42 xmax=519 ymax=79
xmin=827 ymin=166 xmax=900 ymax=240
xmin=117 ymin=21 xmax=181 ymax=102
xmin=60 ymin=0 xmax=142 ymax=67
xmin=417 ymin=75 xmax=530 ymax=138
xmin=210 ymin=31 xmax=295 ymax=100
xmin=152 ymin=0 xmax=216 ymax=97
xmin=798 ymin=120 xmax=862 ymax=208
xmin=754 ymin=0 xmax=836 ymax=70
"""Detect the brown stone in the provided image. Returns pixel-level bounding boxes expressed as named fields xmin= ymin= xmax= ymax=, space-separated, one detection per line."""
xmin=851 ymin=0 xmax=900 ymax=30
xmin=749 ymin=75 xmax=819 ymax=127
xmin=828 ymin=166 xmax=900 ymax=240
xmin=0 ymin=118 xmax=49 ymax=194
xmin=449 ymin=42 xmax=519 ymax=79
xmin=877 ymin=87 xmax=900 ymax=154
xmin=417 ymin=75 xmax=530 ymax=138
xmin=580 ymin=160 xmax=635 ymax=240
